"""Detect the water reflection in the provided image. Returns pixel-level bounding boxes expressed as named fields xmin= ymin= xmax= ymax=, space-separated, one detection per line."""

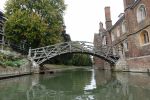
xmin=84 ymin=69 xmax=96 ymax=90
xmin=0 ymin=68 xmax=150 ymax=100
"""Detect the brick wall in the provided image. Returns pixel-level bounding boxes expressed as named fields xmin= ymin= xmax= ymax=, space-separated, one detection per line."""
xmin=114 ymin=0 xmax=150 ymax=72
xmin=127 ymin=55 xmax=150 ymax=72
xmin=93 ymin=0 xmax=150 ymax=72
xmin=93 ymin=34 xmax=104 ymax=69
xmin=93 ymin=57 xmax=105 ymax=69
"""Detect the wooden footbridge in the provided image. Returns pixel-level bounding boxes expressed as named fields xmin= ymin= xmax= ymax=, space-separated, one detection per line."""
xmin=28 ymin=41 xmax=119 ymax=65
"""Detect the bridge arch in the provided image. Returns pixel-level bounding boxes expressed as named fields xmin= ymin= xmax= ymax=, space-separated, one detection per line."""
xmin=28 ymin=41 xmax=119 ymax=65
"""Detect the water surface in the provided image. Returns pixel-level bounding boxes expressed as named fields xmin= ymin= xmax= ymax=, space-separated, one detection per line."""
xmin=0 ymin=68 xmax=150 ymax=100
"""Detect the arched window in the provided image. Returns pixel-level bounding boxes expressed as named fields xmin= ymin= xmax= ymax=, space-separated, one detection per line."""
xmin=137 ymin=4 xmax=146 ymax=23
xmin=140 ymin=30 xmax=149 ymax=45
xmin=122 ymin=21 xmax=126 ymax=34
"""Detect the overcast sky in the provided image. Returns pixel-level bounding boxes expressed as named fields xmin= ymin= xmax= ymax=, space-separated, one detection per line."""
xmin=0 ymin=0 xmax=7 ymax=11
xmin=0 ymin=0 xmax=124 ymax=42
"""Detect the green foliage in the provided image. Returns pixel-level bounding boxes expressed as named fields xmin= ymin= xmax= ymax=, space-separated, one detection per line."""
xmin=4 ymin=0 xmax=92 ymax=66
xmin=0 ymin=52 xmax=25 ymax=68
xmin=0 ymin=61 xmax=5 ymax=68
xmin=48 ymin=53 xmax=92 ymax=66
xmin=4 ymin=59 xmax=25 ymax=67
xmin=4 ymin=0 xmax=66 ymax=48
xmin=71 ymin=54 xmax=92 ymax=66
xmin=5 ymin=10 xmax=47 ymax=47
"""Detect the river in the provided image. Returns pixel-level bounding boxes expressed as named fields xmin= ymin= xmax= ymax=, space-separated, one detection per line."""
xmin=0 ymin=67 xmax=150 ymax=100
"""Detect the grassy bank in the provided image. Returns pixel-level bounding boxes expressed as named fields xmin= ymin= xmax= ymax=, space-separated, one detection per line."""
xmin=0 ymin=49 xmax=31 ymax=79
xmin=0 ymin=50 xmax=27 ymax=68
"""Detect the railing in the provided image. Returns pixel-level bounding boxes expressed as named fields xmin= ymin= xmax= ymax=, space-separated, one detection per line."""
xmin=28 ymin=41 xmax=119 ymax=65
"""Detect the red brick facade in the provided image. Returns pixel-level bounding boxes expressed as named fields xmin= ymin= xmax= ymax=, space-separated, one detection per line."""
xmin=94 ymin=0 xmax=150 ymax=72
xmin=93 ymin=34 xmax=105 ymax=69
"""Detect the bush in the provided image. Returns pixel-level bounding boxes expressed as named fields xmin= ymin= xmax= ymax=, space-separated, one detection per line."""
xmin=0 ymin=52 xmax=26 ymax=68
xmin=0 ymin=61 xmax=6 ymax=68
xmin=4 ymin=59 xmax=25 ymax=67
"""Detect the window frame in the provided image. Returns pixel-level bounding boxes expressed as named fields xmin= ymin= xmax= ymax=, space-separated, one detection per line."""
xmin=111 ymin=32 xmax=115 ymax=41
xmin=139 ymin=30 xmax=150 ymax=46
xmin=116 ymin=27 xmax=120 ymax=37
xmin=137 ymin=4 xmax=147 ymax=23
xmin=122 ymin=20 xmax=127 ymax=34
xmin=124 ymin=39 xmax=129 ymax=51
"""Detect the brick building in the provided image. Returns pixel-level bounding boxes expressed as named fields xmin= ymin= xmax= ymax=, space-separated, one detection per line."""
xmin=94 ymin=0 xmax=150 ymax=72
xmin=93 ymin=23 xmax=104 ymax=69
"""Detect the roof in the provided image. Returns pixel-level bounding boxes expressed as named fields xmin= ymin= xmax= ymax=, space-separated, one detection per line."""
xmin=108 ymin=14 xmax=125 ymax=31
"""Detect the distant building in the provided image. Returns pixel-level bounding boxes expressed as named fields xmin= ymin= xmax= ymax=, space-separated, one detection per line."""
xmin=94 ymin=0 xmax=150 ymax=72
xmin=0 ymin=11 xmax=5 ymax=50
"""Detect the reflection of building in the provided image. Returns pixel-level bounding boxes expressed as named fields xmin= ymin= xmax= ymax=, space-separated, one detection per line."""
xmin=0 ymin=11 xmax=5 ymax=50
xmin=94 ymin=0 xmax=150 ymax=72
xmin=94 ymin=70 xmax=112 ymax=87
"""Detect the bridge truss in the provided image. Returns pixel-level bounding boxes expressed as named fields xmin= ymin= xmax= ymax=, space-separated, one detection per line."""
xmin=28 ymin=41 xmax=119 ymax=65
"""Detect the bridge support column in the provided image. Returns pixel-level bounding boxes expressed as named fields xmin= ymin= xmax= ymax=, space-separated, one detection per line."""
xmin=31 ymin=60 xmax=40 ymax=74
xmin=114 ymin=49 xmax=128 ymax=71
xmin=28 ymin=49 xmax=40 ymax=73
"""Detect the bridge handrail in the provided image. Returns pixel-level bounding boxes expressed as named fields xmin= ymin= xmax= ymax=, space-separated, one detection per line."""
xmin=28 ymin=41 xmax=119 ymax=65
xmin=30 ymin=41 xmax=113 ymax=51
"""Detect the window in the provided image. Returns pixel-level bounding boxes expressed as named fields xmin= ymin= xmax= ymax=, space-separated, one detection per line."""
xmin=140 ymin=30 xmax=149 ymax=45
xmin=122 ymin=21 xmax=126 ymax=34
xmin=102 ymin=36 xmax=106 ymax=45
xmin=137 ymin=4 xmax=146 ymax=23
xmin=121 ymin=43 xmax=124 ymax=55
xmin=116 ymin=27 xmax=120 ymax=37
xmin=111 ymin=32 xmax=115 ymax=41
xmin=124 ymin=40 xmax=128 ymax=51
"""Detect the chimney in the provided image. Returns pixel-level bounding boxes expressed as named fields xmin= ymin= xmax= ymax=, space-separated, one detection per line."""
xmin=123 ymin=0 xmax=134 ymax=10
xmin=105 ymin=7 xmax=112 ymax=30
xmin=99 ymin=22 xmax=103 ymax=29
xmin=99 ymin=22 xmax=106 ymax=37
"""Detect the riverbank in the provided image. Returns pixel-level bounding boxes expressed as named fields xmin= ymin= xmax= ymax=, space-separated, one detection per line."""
xmin=0 ymin=49 xmax=32 ymax=79
xmin=0 ymin=47 xmax=92 ymax=79
xmin=0 ymin=61 xmax=31 ymax=79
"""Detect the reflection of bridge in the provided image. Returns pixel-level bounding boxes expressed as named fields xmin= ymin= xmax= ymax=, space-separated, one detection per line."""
xmin=28 ymin=41 xmax=119 ymax=65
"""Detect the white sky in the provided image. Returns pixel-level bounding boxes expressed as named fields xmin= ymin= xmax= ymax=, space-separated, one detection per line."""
xmin=0 ymin=0 xmax=124 ymax=42
xmin=64 ymin=0 xmax=124 ymax=42
xmin=0 ymin=0 xmax=7 ymax=11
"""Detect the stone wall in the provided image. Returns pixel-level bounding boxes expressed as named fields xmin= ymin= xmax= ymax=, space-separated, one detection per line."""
xmin=0 ymin=59 xmax=31 ymax=79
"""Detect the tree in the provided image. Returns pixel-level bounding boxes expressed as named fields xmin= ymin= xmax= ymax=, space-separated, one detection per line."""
xmin=5 ymin=0 xmax=66 ymax=48
xmin=4 ymin=0 xmax=92 ymax=66
xmin=71 ymin=54 xmax=92 ymax=66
